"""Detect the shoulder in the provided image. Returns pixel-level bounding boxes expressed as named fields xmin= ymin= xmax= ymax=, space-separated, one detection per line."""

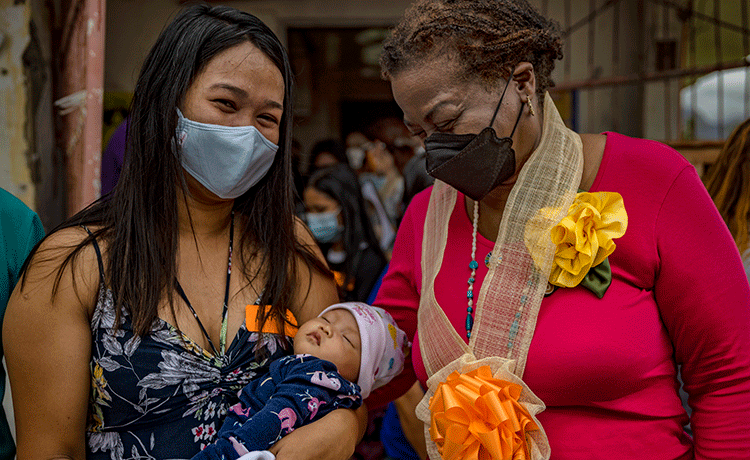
xmin=0 ymin=188 xmax=35 ymax=219
xmin=0 ymin=189 xmax=43 ymax=238
xmin=389 ymin=186 xmax=435 ymax=261
xmin=22 ymin=226 xmax=102 ymax=301
xmin=8 ymin=225 xmax=100 ymax=332
xmin=1 ymin=189 xmax=45 ymax=270
xmin=401 ymin=186 xmax=433 ymax=227
xmin=602 ymin=132 xmax=690 ymax=173
xmin=278 ymin=355 xmax=340 ymax=380
xmin=408 ymin=186 xmax=433 ymax=212
xmin=589 ymin=132 xmax=693 ymax=194
xmin=38 ymin=225 xmax=102 ymax=261
xmin=293 ymin=214 xmax=315 ymax=246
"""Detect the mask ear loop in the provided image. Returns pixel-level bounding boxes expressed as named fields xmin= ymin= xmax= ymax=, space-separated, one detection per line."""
xmin=488 ymin=76 xmax=525 ymax=138
xmin=488 ymin=76 xmax=514 ymax=129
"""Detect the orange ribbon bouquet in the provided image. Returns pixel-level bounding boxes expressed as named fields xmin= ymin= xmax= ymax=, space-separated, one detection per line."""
xmin=428 ymin=365 xmax=539 ymax=460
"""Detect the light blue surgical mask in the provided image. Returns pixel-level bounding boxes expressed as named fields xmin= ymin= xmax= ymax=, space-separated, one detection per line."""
xmin=360 ymin=172 xmax=387 ymax=191
xmin=175 ymin=108 xmax=279 ymax=199
xmin=305 ymin=209 xmax=343 ymax=244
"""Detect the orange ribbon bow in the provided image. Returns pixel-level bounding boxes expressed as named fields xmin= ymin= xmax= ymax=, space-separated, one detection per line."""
xmin=429 ymin=365 xmax=539 ymax=460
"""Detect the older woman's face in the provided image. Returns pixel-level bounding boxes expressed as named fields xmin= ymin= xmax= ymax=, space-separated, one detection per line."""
xmin=389 ymin=56 xmax=536 ymax=187
xmin=181 ymin=41 xmax=284 ymax=145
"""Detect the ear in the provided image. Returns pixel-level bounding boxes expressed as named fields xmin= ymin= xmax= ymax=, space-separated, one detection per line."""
xmin=512 ymin=62 xmax=536 ymax=99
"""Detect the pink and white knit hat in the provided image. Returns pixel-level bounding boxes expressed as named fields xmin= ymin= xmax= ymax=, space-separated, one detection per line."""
xmin=319 ymin=302 xmax=409 ymax=398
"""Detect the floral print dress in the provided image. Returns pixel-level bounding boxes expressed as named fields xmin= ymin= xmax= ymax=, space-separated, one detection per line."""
xmin=86 ymin=265 xmax=291 ymax=459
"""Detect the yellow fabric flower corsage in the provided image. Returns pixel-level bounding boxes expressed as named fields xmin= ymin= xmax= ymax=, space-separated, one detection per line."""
xmin=549 ymin=191 xmax=627 ymax=289
xmin=428 ymin=365 xmax=540 ymax=460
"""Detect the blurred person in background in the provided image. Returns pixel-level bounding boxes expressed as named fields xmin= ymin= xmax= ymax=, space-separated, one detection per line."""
xmin=308 ymin=138 xmax=349 ymax=178
xmin=290 ymin=138 xmax=306 ymax=213
xmin=360 ymin=117 xmax=414 ymax=227
xmin=0 ymin=188 xmax=45 ymax=460
xmin=379 ymin=381 xmax=427 ymax=460
xmin=346 ymin=131 xmax=370 ymax=172
xmin=704 ymin=117 xmax=750 ymax=281
xmin=303 ymin=163 xmax=387 ymax=303
xmin=362 ymin=139 xmax=405 ymax=226
xmin=367 ymin=117 xmax=418 ymax=175
xmin=400 ymin=140 xmax=434 ymax=208
xmin=101 ymin=118 xmax=128 ymax=196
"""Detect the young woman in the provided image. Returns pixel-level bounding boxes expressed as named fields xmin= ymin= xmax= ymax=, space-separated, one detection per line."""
xmin=303 ymin=163 xmax=388 ymax=302
xmin=4 ymin=5 xmax=364 ymax=459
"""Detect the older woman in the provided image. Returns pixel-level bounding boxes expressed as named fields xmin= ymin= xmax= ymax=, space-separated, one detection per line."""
xmin=370 ymin=1 xmax=750 ymax=459
xmin=3 ymin=5 xmax=364 ymax=460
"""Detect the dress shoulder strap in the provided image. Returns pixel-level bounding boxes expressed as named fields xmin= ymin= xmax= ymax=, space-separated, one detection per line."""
xmin=81 ymin=225 xmax=106 ymax=285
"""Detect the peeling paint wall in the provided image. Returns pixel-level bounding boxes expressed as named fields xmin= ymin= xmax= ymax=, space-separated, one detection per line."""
xmin=0 ymin=0 xmax=35 ymax=210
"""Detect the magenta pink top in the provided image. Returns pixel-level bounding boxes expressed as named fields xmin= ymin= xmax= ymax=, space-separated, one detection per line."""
xmin=370 ymin=132 xmax=750 ymax=459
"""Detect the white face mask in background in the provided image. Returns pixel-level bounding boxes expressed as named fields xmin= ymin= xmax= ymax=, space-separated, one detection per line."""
xmin=176 ymin=108 xmax=279 ymax=199
xmin=346 ymin=146 xmax=366 ymax=170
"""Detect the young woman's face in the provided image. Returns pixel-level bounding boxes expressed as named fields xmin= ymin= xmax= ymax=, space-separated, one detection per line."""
xmin=294 ymin=308 xmax=361 ymax=384
xmin=181 ymin=41 xmax=284 ymax=144
xmin=313 ymin=152 xmax=340 ymax=170
xmin=303 ymin=186 xmax=340 ymax=215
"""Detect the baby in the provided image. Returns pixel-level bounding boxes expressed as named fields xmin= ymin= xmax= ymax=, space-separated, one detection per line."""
xmin=193 ymin=302 xmax=409 ymax=460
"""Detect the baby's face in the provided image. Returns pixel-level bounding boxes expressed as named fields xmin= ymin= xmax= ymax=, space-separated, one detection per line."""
xmin=294 ymin=308 xmax=361 ymax=384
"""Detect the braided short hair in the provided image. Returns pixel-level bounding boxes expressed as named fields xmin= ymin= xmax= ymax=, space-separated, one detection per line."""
xmin=380 ymin=0 xmax=563 ymax=95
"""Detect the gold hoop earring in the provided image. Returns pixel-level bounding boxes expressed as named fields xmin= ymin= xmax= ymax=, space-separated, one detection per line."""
xmin=527 ymin=96 xmax=535 ymax=117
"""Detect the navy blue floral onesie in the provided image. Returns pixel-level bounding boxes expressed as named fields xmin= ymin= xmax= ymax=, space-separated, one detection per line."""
xmin=193 ymin=354 xmax=361 ymax=460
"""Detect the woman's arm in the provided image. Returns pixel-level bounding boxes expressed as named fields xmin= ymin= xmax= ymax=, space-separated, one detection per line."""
xmin=654 ymin=165 xmax=750 ymax=458
xmin=3 ymin=228 xmax=97 ymax=459
xmin=269 ymin=404 xmax=368 ymax=460
xmin=268 ymin=218 xmax=367 ymax=460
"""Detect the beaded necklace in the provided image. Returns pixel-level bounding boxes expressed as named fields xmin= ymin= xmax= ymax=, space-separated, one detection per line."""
xmin=466 ymin=200 xmax=480 ymax=339
xmin=466 ymin=199 xmax=560 ymax=339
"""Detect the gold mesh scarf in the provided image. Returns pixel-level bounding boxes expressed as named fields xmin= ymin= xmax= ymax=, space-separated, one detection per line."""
xmin=415 ymin=93 xmax=583 ymax=459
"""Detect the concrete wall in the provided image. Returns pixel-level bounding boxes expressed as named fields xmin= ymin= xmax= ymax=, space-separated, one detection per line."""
xmin=0 ymin=0 xmax=65 ymax=227
xmin=0 ymin=1 xmax=35 ymax=208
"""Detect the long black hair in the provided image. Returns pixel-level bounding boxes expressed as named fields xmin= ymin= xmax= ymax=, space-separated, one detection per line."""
xmin=308 ymin=138 xmax=348 ymax=175
xmin=27 ymin=3 xmax=329 ymax=335
xmin=306 ymin=164 xmax=386 ymax=298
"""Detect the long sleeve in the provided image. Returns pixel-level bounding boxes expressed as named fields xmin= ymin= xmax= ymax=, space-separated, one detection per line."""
xmin=193 ymin=356 xmax=361 ymax=460
xmin=653 ymin=165 xmax=750 ymax=458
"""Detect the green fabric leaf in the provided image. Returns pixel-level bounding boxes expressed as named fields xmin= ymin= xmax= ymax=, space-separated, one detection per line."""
xmin=580 ymin=257 xmax=612 ymax=299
